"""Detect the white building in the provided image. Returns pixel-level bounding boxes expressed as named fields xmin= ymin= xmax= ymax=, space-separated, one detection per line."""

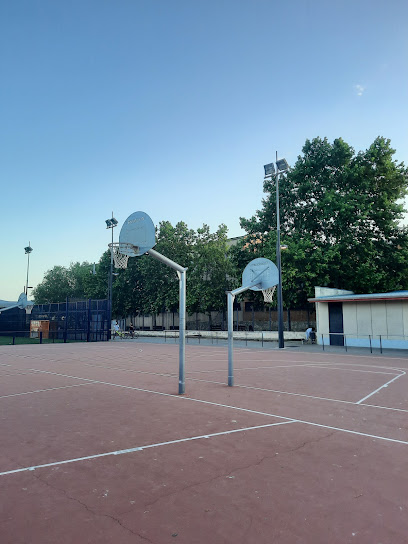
xmin=308 ymin=287 xmax=408 ymax=350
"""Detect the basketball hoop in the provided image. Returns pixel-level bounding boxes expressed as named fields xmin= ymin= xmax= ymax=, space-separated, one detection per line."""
xmin=262 ymin=286 xmax=276 ymax=304
xmin=108 ymin=243 xmax=136 ymax=269
xmin=25 ymin=304 xmax=34 ymax=315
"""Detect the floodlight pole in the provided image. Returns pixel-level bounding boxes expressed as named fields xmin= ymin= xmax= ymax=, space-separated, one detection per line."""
xmin=147 ymin=248 xmax=187 ymax=395
xmin=24 ymin=242 xmax=33 ymax=296
xmin=106 ymin=213 xmax=117 ymax=340
xmin=275 ymin=151 xmax=285 ymax=349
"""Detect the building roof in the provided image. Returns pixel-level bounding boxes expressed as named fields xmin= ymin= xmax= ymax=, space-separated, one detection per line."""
xmin=308 ymin=291 xmax=408 ymax=303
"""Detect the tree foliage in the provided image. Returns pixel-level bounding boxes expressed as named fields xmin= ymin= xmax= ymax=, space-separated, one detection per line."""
xmin=239 ymin=136 xmax=408 ymax=304
xmin=32 ymin=136 xmax=408 ymax=314
xmin=32 ymin=222 xmax=236 ymax=318
xmin=32 ymin=262 xmax=106 ymax=303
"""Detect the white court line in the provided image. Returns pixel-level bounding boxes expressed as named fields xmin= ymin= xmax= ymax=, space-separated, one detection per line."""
xmin=4 ymin=359 xmax=408 ymax=414
xmin=0 ymin=421 xmax=296 ymax=476
xmin=309 ymin=361 xmax=408 ymax=372
xmin=7 ymin=363 xmax=408 ymax=415
xmin=82 ymin=363 xmax=408 ymax=414
xmin=7 ymin=366 xmax=408 ymax=437
xmin=304 ymin=365 xmax=402 ymax=376
xmin=0 ymin=383 xmax=94 ymax=399
xmin=3 ymin=407 xmax=408 ymax=477
xmin=84 ymin=362 xmax=177 ymax=378
xmin=356 ymin=372 xmax=406 ymax=404
xmin=186 ymin=362 xmax=337 ymax=374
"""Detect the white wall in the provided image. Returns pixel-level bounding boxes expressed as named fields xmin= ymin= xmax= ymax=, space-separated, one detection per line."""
xmin=315 ymin=298 xmax=408 ymax=349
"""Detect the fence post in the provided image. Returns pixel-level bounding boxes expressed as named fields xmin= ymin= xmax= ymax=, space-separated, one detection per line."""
xmin=322 ymin=334 xmax=324 ymax=351
xmin=369 ymin=334 xmax=372 ymax=353
xmin=64 ymin=297 xmax=69 ymax=343
xmin=262 ymin=331 xmax=264 ymax=347
xmin=87 ymin=298 xmax=91 ymax=342
xmin=344 ymin=334 xmax=347 ymax=352
xmin=379 ymin=335 xmax=382 ymax=354
xmin=39 ymin=331 xmax=43 ymax=344
xmin=13 ymin=334 xmax=16 ymax=345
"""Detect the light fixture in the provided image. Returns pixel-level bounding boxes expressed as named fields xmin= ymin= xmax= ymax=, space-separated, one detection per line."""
xmin=264 ymin=163 xmax=275 ymax=177
xmin=276 ymin=158 xmax=290 ymax=172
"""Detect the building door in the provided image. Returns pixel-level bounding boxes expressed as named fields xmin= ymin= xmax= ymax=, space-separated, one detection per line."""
xmin=328 ymin=302 xmax=344 ymax=346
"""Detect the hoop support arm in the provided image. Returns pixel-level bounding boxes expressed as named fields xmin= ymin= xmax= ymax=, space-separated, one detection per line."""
xmin=147 ymin=248 xmax=187 ymax=274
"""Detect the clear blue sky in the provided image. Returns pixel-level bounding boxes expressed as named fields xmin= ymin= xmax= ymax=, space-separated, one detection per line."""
xmin=1 ymin=0 xmax=407 ymax=300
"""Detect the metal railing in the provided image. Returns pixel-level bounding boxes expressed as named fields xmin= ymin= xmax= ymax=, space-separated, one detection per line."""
xmin=319 ymin=332 xmax=408 ymax=353
xmin=0 ymin=328 xmax=109 ymax=345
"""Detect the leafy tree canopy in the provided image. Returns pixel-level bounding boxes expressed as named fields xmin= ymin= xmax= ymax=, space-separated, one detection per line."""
xmin=239 ymin=136 xmax=408 ymax=303
xmin=33 ymin=222 xmax=236 ymax=317
xmin=32 ymin=261 xmax=104 ymax=303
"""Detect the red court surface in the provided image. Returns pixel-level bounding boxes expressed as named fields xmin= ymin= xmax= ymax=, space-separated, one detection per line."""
xmin=1 ymin=342 xmax=407 ymax=543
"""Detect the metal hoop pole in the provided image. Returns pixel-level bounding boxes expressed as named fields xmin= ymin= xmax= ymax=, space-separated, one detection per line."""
xmin=227 ymin=292 xmax=234 ymax=386
xmin=178 ymin=269 xmax=186 ymax=394
xmin=227 ymin=283 xmax=251 ymax=387
xmin=147 ymin=248 xmax=187 ymax=395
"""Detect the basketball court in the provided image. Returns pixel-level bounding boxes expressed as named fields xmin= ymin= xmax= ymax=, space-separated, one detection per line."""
xmin=1 ymin=341 xmax=407 ymax=543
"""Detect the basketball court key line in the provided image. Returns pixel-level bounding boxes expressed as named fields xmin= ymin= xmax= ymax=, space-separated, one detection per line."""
xmin=6 ymin=366 xmax=408 ymax=445
xmin=2 ymin=414 xmax=408 ymax=478
xmin=184 ymin=376 xmax=408 ymax=412
xmin=301 ymin=365 xmax=403 ymax=376
xmin=0 ymin=421 xmax=296 ymax=476
xmin=3 ymin=362 xmax=407 ymax=413
xmin=3 ymin=417 xmax=408 ymax=478
xmin=0 ymin=382 xmax=95 ymax=399
xmin=356 ymin=372 xmax=406 ymax=404
xmin=18 ymin=361 xmax=408 ymax=414
xmin=7 ymin=364 xmax=408 ymax=415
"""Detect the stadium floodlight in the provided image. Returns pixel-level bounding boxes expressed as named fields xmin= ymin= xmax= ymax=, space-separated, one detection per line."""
xmin=264 ymin=163 xmax=275 ymax=177
xmin=276 ymin=158 xmax=290 ymax=172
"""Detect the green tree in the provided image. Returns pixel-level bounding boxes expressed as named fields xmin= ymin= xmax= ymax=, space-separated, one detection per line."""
xmin=32 ymin=265 xmax=72 ymax=303
xmin=32 ymin=261 xmax=106 ymax=303
xmin=110 ymin=221 xmax=237 ymax=319
xmin=188 ymin=224 xmax=235 ymax=315
xmin=239 ymin=136 xmax=408 ymax=304
xmin=111 ymin=221 xmax=195 ymax=318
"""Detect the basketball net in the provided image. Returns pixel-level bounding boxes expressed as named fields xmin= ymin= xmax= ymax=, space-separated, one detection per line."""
xmin=262 ymin=285 xmax=276 ymax=304
xmin=109 ymin=243 xmax=131 ymax=269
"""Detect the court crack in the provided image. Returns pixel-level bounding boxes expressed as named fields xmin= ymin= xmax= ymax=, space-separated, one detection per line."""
xmin=32 ymin=474 xmax=153 ymax=542
xmin=141 ymin=448 xmax=302 ymax=512
xmin=140 ymin=430 xmax=337 ymax=510
xmin=282 ymin=431 xmax=336 ymax=454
